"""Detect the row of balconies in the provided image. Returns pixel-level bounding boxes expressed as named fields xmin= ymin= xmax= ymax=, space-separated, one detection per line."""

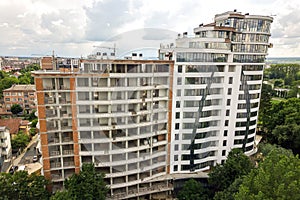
xmin=125 ymin=183 xmax=172 ymax=198
xmin=50 ymin=150 xmax=74 ymax=157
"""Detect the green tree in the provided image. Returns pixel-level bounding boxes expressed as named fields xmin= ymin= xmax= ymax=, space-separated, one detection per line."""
xmin=11 ymin=104 xmax=23 ymax=115
xmin=258 ymin=83 xmax=274 ymax=133
xmin=0 ymin=171 xmax=50 ymax=200
xmin=11 ymin=131 xmax=30 ymax=150
xmin=287 ymin=80 xmax=300 ymax=98
xmin=50 ymin=190 xmax=71 ymax=200
xmin=0 ymin=76 xmax=19 ymax=98
xmin=208 ymin=149 xmax=254 ymax=194
xmin=18 ymin=72 xmax=32 ymax=84
xmin=51 ymin=163 xmax=109 ymax=200
xmin=261 ymin=98 xmax=300 ymax=154
xmin=177 ymin=179 xmax=209 ymax=200
xmin=213 ymin=177 xmax=243 ymax=200
xmin=258 ymin=143 xmax=292 ymax=158
xmin=235 ymin=149 xmax=300 ymax=200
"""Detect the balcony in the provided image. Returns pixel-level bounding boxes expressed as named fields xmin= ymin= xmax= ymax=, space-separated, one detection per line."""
xmin=45 ymin=98 xmax=55 ymax=104
xmin=47 ymin=125 xmax=58 ymax=131
xmin=48 ymin=137 xmax=59 ymax=144
xmin=62 ymin=137 xmax=72 ymax=143
xmin=63 ymin=150 xmax=73 ymax=155
xmin=63 ymin=161 xmax=74 ymax=167
xmin=50 ymin=151 xmax=60 ymax=156
xmin=50 ymin=162 xmax=62 ymax=168
xmin=51 ymin=174 xmax=63 ymax=181
xmin=110 ymin=183 xmax=173 ymax=199
xmin=61 ymin=112 xmax=72 ymax=118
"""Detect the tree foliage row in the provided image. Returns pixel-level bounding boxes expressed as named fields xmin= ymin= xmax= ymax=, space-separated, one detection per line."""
xmin=11 ymin=131 xmax=30 ymax=150
xmin=0 ymin=163 xmax=108 ymax=200
xmin=177 ymin=145 xmax=300 ymax=200
xmin=0 ymin=171 xmax=50 ymax=200
xmin=259 ymin=97 xmax=300 ymax=154
xmin=51 ymin=163 xmax=109 ymax=200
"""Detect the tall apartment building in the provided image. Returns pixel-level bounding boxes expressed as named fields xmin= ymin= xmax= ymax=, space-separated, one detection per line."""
xmin=159 ymin=10 xmax=273 ymax=173
xmin=33 ymin=58 xmax=174 ymax=199
xmin=3 ymin=85 xmax=36 ymax=113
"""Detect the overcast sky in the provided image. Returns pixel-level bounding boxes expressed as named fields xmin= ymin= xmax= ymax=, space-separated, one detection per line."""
xmin=0 ymin=0 xmax=299 ymax=58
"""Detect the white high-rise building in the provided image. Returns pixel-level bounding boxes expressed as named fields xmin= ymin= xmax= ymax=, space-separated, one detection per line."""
xmin=159 ymin=10 xmax=273 ymax=173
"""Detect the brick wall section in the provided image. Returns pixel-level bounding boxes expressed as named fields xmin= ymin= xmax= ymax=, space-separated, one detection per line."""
xmin=167 ymin=63 xmax=174 ymax=174
xmin=70 ymin=77 xmax=80 ymax=173
xmin=35 ymin=78 xmax=44 ymax=91
xmin=35 ymin=77 xmax=51 ymax=176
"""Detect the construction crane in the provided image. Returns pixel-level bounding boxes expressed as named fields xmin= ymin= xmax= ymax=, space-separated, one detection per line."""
xmin=93 ymin=44 xmax=117 ymax=55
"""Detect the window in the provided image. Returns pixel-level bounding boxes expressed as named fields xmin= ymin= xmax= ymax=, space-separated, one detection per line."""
xmin=77 ymin=78 xmax=89 ymax=87
xmin=227 ymin=88 xmax=232 ymax=95
xmin=224 ymin=130 xmax=228 ymax=136
xmin=177 ymin=89 xmax=181 ymax=97
xmin=175 ymin=134 xmax=179 ymax=140
xmin=177 ymin=78 xmax=182 ymax=85
xmin=229 ymin=77 xmax=233 ymax=84
xmin=175 ymin=123 xmax=179 ymax=130
xmin=222 ymin=150 xmax=226 ymax=156
xmin=225 ymin=120 xmax=229 ymax=126
xmin=174 ymin=144 xmax=178 ymax=151
xmin=176 ymin=101 xmax=180 ymax=108
xmin=176 ymin=112 xmax=180 ymax=119
xmin=226 ymin=109 xmax=230 ymax=116
xmin=229 ymin=66 xmax=235 ymax=72
xmin=173 ymin=165 xmax=178 ymax=171
xmin=178 ymin=65 xmax=182 ymax=73
xmin=227 ymin=99 xmax=231 ymax=106
xmin=223 ymin=140 xmax=227 ymax=146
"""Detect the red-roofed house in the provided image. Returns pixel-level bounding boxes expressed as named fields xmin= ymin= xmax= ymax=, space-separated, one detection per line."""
xmin=0 ymin=118 xmax=31 ymax=136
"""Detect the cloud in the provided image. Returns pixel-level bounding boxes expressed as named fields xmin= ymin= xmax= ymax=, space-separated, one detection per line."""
xmin=0 ymin=0 xmax=300 ymax=57
xmin=84 ymin=0 xmax=142 ymax=41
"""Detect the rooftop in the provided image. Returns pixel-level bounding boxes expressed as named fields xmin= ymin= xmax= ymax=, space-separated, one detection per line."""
xmin=3 ymin=84 xmax=35 ymax=92
xmin=0 ymin=118 xmax=22 ymax=134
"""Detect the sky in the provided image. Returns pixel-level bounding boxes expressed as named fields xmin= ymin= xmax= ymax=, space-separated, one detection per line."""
xmin=0 ymin=0 xmax=300 ymax=58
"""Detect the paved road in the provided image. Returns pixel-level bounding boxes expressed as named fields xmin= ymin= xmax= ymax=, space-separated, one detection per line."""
xmin=10 ymin=134 xmax=39 ymax=168
xmin=19 ymin=141 xmax=38 ymax=165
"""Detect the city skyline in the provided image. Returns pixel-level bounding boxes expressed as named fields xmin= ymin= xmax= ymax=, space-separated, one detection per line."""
xmin=0 ymin=0 xmax=299 ymax=57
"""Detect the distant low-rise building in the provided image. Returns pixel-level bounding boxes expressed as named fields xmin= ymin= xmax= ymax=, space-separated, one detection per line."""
xmin=3 ymin=84 xmax=36 ymax=113
xmin=0 ymin=118 xmax=31 ymax=136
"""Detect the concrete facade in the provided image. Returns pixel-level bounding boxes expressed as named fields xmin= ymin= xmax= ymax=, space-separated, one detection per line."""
xmin=33 ymin=59 xmax=174 ymax=199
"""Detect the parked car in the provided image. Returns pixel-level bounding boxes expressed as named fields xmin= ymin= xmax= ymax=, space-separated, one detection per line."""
xmin=32 ymin=155 xmax=38 ymax=162
xmin=9 ymin=166 xmax=18 ymax=174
